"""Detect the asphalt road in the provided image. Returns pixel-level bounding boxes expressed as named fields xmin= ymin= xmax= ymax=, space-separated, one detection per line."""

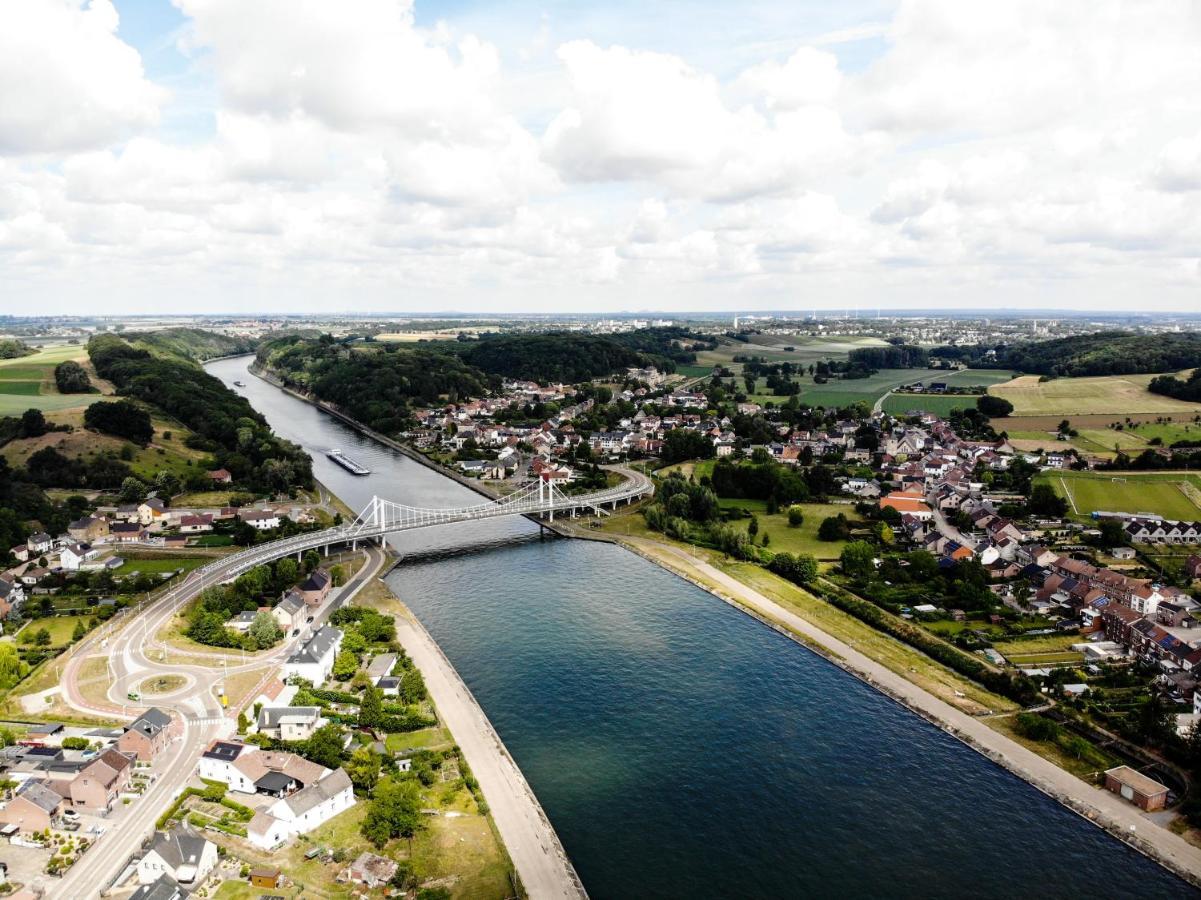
xmin=57 ymin=543 xmax=387 ymax=898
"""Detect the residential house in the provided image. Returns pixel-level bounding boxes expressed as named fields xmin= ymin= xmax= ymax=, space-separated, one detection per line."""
xmin=69 ymin=748 xmax=135 ymax=811
xmin=297 ymin=568 xmax=332 ymax=606
xmin=272 ymin=591 xmax=306 ymax=633
xmin=256 ymin=707 xmax=324 ymax=741
xmin=68 ymin=516 xmax=109 ymax=543
xmin=282 ymin=626 xmax=343 ymax=684
xmin=110 ymin=522 xmax=148 ymax=543
xmin=879 ymin=491 xmax=933 ymax=522
xmin=0 ymin=779 xmax=63 ymax=832
xmin=137 ymin=829 xmax=218 ymax=887
xmin=117 ymin=708 xmax=175 ymax=761
xmin=59 ymin=542 xmax=99 ymax=571
xmin=178 ymin=514 xmax=213 ymax=534
xmin=137 ymin=499 xmax=167 ymax=527
xmin=239 ymin=509 xmax=281 ymax=530
xmin=198 ymin=740 xmax=261 ymax=793
xmin=130 ymin=875 xmax=185 ymax=900
xmin=206 ymin=468 xmax=232 ymax=484
xmin=26 ymin=533 xmax=53 ymax=555
xmin=247 ymin=768 xmax=355 ymax=849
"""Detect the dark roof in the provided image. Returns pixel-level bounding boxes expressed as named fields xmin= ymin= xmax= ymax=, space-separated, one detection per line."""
xmin=126 ymin=707 xmax=172 ymax=739
xmin=16 ymin=779 xmax=62 ymax=813
xmin=148 ymin=829 xmax=211 ymax=870
xmin=300 ymin=569 xmax=331 ymax=592
xmin=201 ymin=741 xmax=243 ymax=763
xmin=287 ymin=626 xmax=341 ymax=666
xmin=254 ymin=771 xmax=296 ymax=793
xmin=130 ymin=873 xmax=185 ymax=900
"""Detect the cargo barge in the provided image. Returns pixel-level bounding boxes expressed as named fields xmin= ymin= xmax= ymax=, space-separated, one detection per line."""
xmin=326 ymin=448 xmax=371 ymax=475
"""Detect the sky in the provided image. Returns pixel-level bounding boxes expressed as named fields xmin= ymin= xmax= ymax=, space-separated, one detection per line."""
xmin=2 ymin=0 xmax=1201 ymax=316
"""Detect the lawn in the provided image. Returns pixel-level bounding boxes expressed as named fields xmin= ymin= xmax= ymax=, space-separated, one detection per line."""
xmin=718 ymin=499 xmax=858 ymax=560
xmin=0 ymin=381 xmax=43 ymax=396
xmin=386 ymin=726 xmax=454 ymax=754
xmin=120 ymin=554 xmax=211 ymax=576
xmin=658 ymin=458 xmax=716 ymax=481
xmin=1037 ymin=470 xmax=1201 ymax=521
xmin=989 ymin=373 xmax=1201 ymax=417
xmin=14 ymin=615 xmax=94 ymax=648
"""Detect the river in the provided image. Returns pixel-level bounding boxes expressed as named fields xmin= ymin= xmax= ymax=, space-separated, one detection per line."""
xmin=208 ymin=355 xmax=1194 ymax=898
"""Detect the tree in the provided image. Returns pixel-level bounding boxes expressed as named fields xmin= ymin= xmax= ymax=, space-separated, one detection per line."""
xmin=275 ymin=556 xmax=298 ymax=586
xmin=1028 ymin=483 xmax=1068 ymax=517
xmin=976 ymin=395 xmax=1014 ymax=418
xmin=347 ymin=746 xmax=381 ymax=794
xmin=817 ymin=514 xmax=850 ymax=541
xmin=303 ymin=723 xmax=346 ymax=769
xmin=329 ymin=564 xmax=346 ymax=587
xmin=153 ymin=470 xmax=182 ymax=499
xmin=361 ymin=776 xmax=425 ymax=848
xmin=332 ymin=650 xmax=359 ymax=681
xmin=787 ymin=506 xmax=805 ymax=527
xmin=302 ymin=550 xmax=320 ymax=573
xmin=359 ymin=686 xmax=384 ymax=729
xmin=120 ymin=476 xmax=147 ymax=503
xmin=747 ymin=515 xmax=759 ymax=538
xmin=34 ymin=628 xmax=51 ymax=647
xmin=839 ymin=541 xmax=876 ymax=578
xmin=71 ymin=619 xmax=86 ymax=642
xmin=873 ymin=522 xmax=895 ymax=545
xmin=248 ymin=611 xmax=283 ymax=650
xmin=19 ymin=408 xmax=47 ymax=438
xmin=84 ymin=399 xmax=154 ymax=444
xmin=399 ymin=667 xmax=427 ymax=704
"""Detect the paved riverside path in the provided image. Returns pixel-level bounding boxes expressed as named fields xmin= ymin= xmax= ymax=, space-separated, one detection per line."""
xmin=620 ymin=536 xmax=1201 ymax=887
xmin=394 ymin=612 xmax=586 ymax=899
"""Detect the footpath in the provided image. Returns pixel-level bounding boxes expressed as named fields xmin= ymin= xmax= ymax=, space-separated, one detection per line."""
xmin=393 ymin=609 xmax=587 ymax=899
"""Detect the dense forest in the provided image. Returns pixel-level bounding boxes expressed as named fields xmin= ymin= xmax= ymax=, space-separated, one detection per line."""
xmin=847 ymin=344 xmax=929 ymax=369
xmin=1149 ymin=367 xmax=1201 ymax=403
xmin=936 ymin=331 xmax=1201 ymax=377
xmin=89 ymin=333 xmax=312 ymax=493
xmin=258 ymin=335 xmax=494 ymax=435
xmin=459 ymin=331 xmax=672 ymax=382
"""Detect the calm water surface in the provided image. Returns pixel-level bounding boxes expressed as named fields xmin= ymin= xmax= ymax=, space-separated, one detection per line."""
xmin=209 ymin=356 xmax=1195 ymax=899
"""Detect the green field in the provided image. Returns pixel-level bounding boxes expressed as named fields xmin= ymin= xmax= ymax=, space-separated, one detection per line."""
xmin=0 ymin=344 xmax=102 ymax=415
xmin=696 ymin=334 xmax=890 ymax=370
xmin=881 ymin=394 xmax=980 ymax=417
xmin=933 ymin=369 xmax=1019 ymax=388
xmin=1038 ymin=470 xmax=1201 ymax=521
xmin=120 ymin=555 xmax=211 ymax=575
xmin=676 ymin=364 xmax=714 ymax=379
xmin=719 ymin=499 xmax=858 ymax=559
xmin=13 ymin=615 xmax=93 ymax=648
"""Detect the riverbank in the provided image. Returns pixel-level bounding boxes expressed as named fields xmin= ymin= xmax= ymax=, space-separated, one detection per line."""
xmin=574 ymin=525 xmax=1201 ymax=887
xmin=244 ymin=357 xmax=1201 ymax=887
xmin=359 ymin=575 xmax=586 ymax=899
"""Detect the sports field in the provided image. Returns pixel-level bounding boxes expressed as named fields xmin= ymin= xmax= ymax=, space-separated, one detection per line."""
xmin=881 ymin=394 xmax=980 ymax=417
xmin=1037 ymin=470 xmax=1201 ymax=521
xmin=989 ymin=373 xmax=1201 ymax=417
xmin=0 ymin=344 xmax=102 ymax=415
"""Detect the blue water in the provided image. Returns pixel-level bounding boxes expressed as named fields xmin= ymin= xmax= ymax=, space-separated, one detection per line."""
xmin=208 ymin=356 xmax=1196 ymax=899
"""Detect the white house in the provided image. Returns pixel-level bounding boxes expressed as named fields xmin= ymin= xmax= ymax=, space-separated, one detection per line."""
xmin=256 ymin=707 xmax=324 ymax=741
xmin=197 ymin=740 xmax=262 ymax=794
xmin=26 ymin=533 xmax=53 ymax=555
xmin=247 ymin=768 xmax=354 ymax=850
xmin=240 ymin=509 xmax=281 ymax=530
xmin=59 ymin=543 xmax=99 ymax=571
xmin=282 ymin=626 xmax=343 ymax=684
xmin=137 ymin=829 xmax=218 ymax=888
xmin=272 ymin=591 xmax=306 ymax=632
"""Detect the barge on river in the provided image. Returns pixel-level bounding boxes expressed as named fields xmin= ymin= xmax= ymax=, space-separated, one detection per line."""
xmin=326 ymin=448 xmax=371 ymax=476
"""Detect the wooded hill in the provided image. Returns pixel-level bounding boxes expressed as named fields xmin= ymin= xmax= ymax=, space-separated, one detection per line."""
xmin=89 ymin=332 xmax=312 ymax=493
xmin=124 ymin=327 xmax=256 ymax=362
xmin=935 ymin=331 xmax=1201 ymax=378
xmin=258 ymin=328 xmax=701 ymax=434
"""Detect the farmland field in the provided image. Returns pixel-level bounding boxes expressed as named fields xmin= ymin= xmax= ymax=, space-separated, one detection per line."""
xmin=881 ymin=394 xmax=980 ymax=417
xmin=0 ymin=344 xmax=103 ymax=415
xmin=695 ymin=334 xmax=890 ymax=370
xmin=1036 ymin=470 xmax=1201 ymax=521
xmin=988 ymin=373 xmax=1201 ymax=417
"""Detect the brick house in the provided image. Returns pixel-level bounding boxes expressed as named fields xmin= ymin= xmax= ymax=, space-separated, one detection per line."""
xmin=117 ymin=708 xmax=175 ymax=761
xmin=69 ymin=748 xmax=135 ymax=811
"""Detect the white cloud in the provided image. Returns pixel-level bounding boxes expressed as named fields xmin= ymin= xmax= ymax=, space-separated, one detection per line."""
xmin=1153 ymin=133 xmax=1201 ymax=192
xmin=0 ymin=0 xmax=165 ymax=155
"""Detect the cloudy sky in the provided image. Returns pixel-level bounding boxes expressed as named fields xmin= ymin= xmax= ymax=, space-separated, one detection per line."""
xmin=3 ymin=0 xmax=1201 ymax=315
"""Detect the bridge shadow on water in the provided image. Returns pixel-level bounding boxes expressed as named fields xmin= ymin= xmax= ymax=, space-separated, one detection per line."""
xmin=386 ymin=528 xmax=559 ymax=569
